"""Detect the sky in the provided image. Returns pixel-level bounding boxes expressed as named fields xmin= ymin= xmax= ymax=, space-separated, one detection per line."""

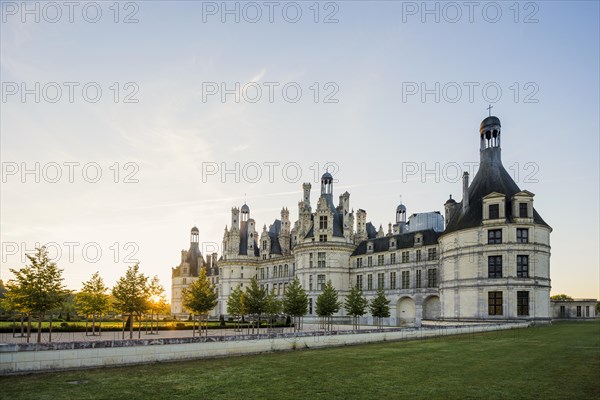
xmin=1 ymin=0 xmax=598 ymax=300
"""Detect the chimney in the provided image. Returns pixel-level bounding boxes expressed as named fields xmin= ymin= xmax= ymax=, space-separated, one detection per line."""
xmin=462 ymin=172 xmax=469 ymax=211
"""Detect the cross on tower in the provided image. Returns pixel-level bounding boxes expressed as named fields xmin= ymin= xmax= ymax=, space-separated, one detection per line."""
xmin=487 ymin=104 xmax=493 ymax=116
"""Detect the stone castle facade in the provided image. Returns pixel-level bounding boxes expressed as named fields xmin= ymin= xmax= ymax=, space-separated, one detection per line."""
xmin=172 ymin=115 xmax=553 ymax=324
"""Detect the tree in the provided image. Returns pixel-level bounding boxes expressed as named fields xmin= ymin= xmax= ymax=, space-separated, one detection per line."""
xmin=282 ymin=277 xmax=309 ymax=332
xmin=245 ymin=278 xmax=267 ymax=334
xmin=344 ymin=284 xmax=368 ymax=330
xmin=76 ymin=272 xmax=110 ymax=335
xmin=551 ymin=294 xmax=573 ymax=301
xmin=6 ymin=247 xmax=69 ymax=343
xmin=316 ymin=280 xmax=341 ymax=331
xmin=147 ymin=275 xmax=167 ymax=334
xmin=227 ymin=284 xmax=247 ymax=332
xmin=369 ymin=289 xmax=391 ymax=329
xmin=182 ymin=268 xmax=218 ymax=337
xmin=265 ymin=288 xmax=282 ymax=329
xmin=112 ymin=264 xmax=149 ymax=339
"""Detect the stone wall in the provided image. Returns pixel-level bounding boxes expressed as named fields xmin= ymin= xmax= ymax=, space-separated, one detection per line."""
xmin=0 ymin=323 xmax=528 ymax=374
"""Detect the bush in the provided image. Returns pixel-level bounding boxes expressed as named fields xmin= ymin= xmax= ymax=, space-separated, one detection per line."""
xmin=60 ymin=322 xmax=69 ymax=328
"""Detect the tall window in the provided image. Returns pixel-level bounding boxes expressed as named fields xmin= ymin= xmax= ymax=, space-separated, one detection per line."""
xmin=279 ymin=265 xmax=283 ymax=277
xmin=356 ymin=275 xmax=363 ymax=290
xmin=368 ymin=256 xmax=373 ymax=267
xmin=309 ymin=298 xmax=313 ymax=314
xmin=416 ymin=250 xmax=422 ymax=262
xmin=319 ymin=234 xmax=327 ymax=242
xmin=262 ymin=240 xmax=267 ymax=250
xmin=516 ymin=228 xmax=529 ymax=244
xmin=488 ymin=256 xmax=502 ymax=278
xmin=402 ymin=251 xmax=409 ymax=263
xmin=377 ymin=273 xmax=385 ymax=290
xmin=309 ymin=253 xmax=313 ymax=269
xmin=390 ymin=253 xmax=396 ymax=264
xmin=577 ymin=306 xmax=582 ymax=317
xmin=416 ymin=270 xmax=422 ymax=288
xmin=488 ymin=291 xmax=503 ymax=315
xmin=489 ymin=204 xmax=500 ymax=219
xmin=390 ymin=272 xmax=397 ymax=289
xmin=356 ymin=258 xmax=363 ymax=268
xmin=319 ymin=215 xmax=328 ymax=229
xmin=517 ymin=291 xmax=529 ymax=316
xmin=317 ymin=252 xmax=326 ymax=268
xmin=427 ymin=269 xmax=437 ymax=287
xmin=284 ymin=264 xmax=289 ymax=276
xmin=273 ymin=266 xmax=277 ymax=278
xmin=401 ymin=271 xmax=410 ymax=289
xmin=260 ymin=268 xmax=264 ymax=279
xmin=317 ymin=274 xmax=325 ymax=291
xmin=309 ymin=275 xmax=313 ymax=291
xmin=378 ymin=255 xmax=384 ymax=266
xmin=488 ymin=229 xmax=502 ymax=244
xmin=517 ymin=255 xmax=529 ymax=278
xmin=519 ymin=203 xmax=528 ymax=218
xmin=427 ymin=248 xmax=437 ymax=260
xmin=367 ymin=274 xmax=373 ymax=290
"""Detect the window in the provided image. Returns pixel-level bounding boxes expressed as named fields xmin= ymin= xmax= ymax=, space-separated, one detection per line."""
xmin=390 ymin=253 xmax=396 ymax=264
xmin=182 ymin=278 xmax=187 ymax=284
xmin=262 ymin=240 xmax=267 ymax=250
xmin=183 ymin=267 xmax=188 ymax=274
xmin=317 ymin=274 xmax=326 ymax=291
xmin=519 ymin=202 xmax=528 ymax=218
xmin=390 ymin=272 xmax=397 ymax=289
xmin=377 ymin=273 xmax=385 ymax=290
xmin=356 ymin=275 xmax=363 ymax=290
xmin=309 ymin=298 xmax=313 ymax=314
xmin=284 ymin=264 xmax=289 ymax=276
xmin=517 ymin=291 xmax=529 ymax=316
xmin=319 ymin=234 xmax=327 ymax=242
xmin=488 ymin=229 xmax=502 ymax=244
xmin=427 ymin=248 xmax=437 ymax=260
xmin=309 ymin=275 xmax=313 ymax=291
xmin=488 ymin=291 xmax=503 ymax=315
xmin=517 ymin=228 xmax=529 ymax=244
xmin=489 ymin=204 xmax=500 ymax=219
xmin=517 ymin=255 xmax=529 ymax=278
xmin=488 ymin=256 xmax=502 ymax=278
xmin=309 ymin=253 xmax=313 ymax=269
xmin=356 ymin=258 xmax=363 ymax=268
xmin=273 ymin=266 xmax=277 ymax=278
xmin=401 ymin=271 xmax=410 ymax=289
xmin=378 ymin=255 xmax=384 ymax=266
xmin=402 ymin=251 xmax=409 ymax=263
xmin=559 ymin=305 xmax=565 ymax=316
xmin=577 ymin=306 xmax=582 ymax=317
xmin=586 ymin=306 xmax=590 ymax=317
xmin=319 ymin=215 xmax=328 ymax=229
xmin=416 ymin=250 xmax=422 ymax=262
xmin=416 ymin=270 xmax=422 ymax=288
xmin=318 ymin=252 xmax=326 ymax=268
xmin=367 ymin=274 xmax=373 ymax=290
xmin=368 ymin=256 xmax=373 ymax=267
xmin=279 ymin=265 xmax=283 ymax=277
xmin=283 ymin=282 xmax=287 ymax=293
xmin=260 ymin=268 xmax=264 ymax=279
xmin=427 ymin=269 xmax=437 ymax=288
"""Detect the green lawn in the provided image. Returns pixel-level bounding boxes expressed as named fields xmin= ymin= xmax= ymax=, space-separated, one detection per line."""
xmin=1 ymin=321 xmax=599 ymax=400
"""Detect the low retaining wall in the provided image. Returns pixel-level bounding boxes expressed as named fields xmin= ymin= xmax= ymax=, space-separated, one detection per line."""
xmin=0 ymin=322 xmax=528 ymax=374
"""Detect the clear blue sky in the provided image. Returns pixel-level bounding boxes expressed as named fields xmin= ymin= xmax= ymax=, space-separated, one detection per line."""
xmin=1 ymin=1 xmax=598 ymax=299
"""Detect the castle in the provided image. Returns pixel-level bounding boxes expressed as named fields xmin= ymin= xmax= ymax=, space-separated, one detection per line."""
xmin=171 ymin=115 xmax=553 ymax=324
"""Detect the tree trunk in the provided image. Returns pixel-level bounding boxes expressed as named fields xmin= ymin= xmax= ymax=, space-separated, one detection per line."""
xmin=49 ymin=318 xmax=53 ymax=342
xmin=129 ymin=313 xmax=133 ymax=339
xmin=26 ymin=314 xmax=32 ymax=343
xmin=37 ymin=313 xmax=43 ymax=343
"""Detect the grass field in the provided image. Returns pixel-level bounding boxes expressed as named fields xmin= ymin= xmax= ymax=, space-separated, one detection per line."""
xmin=1 ymin=321 xmax=598 ymax=400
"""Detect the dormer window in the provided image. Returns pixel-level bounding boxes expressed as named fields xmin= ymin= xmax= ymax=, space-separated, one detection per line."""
xmin=319 ymin=216 xmax=328 ymax=229
xmin=519 ymin=203 xmax=528 ymax=218
xmin=489 ymin=204 xmax=500 ymax=219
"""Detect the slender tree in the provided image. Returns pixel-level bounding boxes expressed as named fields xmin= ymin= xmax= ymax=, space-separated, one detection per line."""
xmin=265 ymin=288 xmax=282 ymax=329
xmin=316 ymin=280 xmax=341 ymax=332
xmin=344 ymin=284 xmax=368 ymax=330
xmin=182 ymin=268 xmax=218 ymax=337
xmin=245 ymin=278 xmax=267 ymax=334
xmin=283 ymin=277 xmax=309 ymax=331
xmin=112 ymin=264 xmax=149 ymax=339
xmin=370 ymin=289 xmax=391 ymax=329
xmin=227 ymin=284 xmax=246 ymax=332
xmin=76 ymin=272 xmax=110 ymax=335
xmin=6 ymin=247 xmax=69 ymax=343
xmin=147 ymin=275 xmax=167 ymax=334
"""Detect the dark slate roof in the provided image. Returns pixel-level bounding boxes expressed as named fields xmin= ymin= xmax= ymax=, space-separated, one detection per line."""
xmin=443 ymin=147 xmax=550 ymax=235
xmin=239 ymin=221 xmax=260 ymax=256
xmin=366 ymin=222 xmax=378 ymax=239
xmin=185 ymin=242 xmax=203 ymax=276
xmin=352 ymin=229 xmax=441 ymax=256
xmin=269 ymin=220 xmax=282 ymax=255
